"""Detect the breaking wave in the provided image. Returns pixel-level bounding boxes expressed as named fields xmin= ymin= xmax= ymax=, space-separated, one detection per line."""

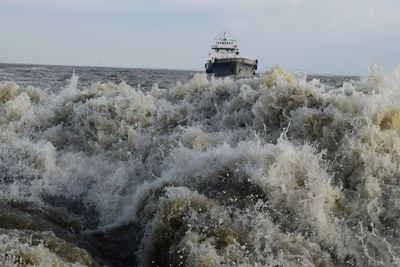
xmin=1 ymin=65 xmax=400 ymax=266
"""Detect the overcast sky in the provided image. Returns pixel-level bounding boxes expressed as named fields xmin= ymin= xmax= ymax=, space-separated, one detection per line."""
xmin=1 ymin=0 xmax=399 ymax=75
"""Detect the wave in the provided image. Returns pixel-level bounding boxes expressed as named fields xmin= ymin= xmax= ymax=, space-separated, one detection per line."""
xmin=0 ymin=66 xmax=400 ymax=266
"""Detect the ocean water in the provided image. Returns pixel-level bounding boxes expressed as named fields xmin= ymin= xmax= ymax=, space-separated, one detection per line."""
xmin=1 ymin=62 xmax=399 ymax=267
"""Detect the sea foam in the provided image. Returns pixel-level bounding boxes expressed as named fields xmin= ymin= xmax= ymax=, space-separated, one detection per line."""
xmin=0 ymin=66 xmax=400 ymax=265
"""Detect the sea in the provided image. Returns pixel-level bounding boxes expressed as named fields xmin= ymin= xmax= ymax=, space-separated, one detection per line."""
xmin=0 ymin=62 xmax=399 ymax=266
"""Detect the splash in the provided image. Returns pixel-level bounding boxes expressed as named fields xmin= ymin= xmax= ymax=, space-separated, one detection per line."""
xmin=1 ymin=66 xmax=400 ymax=266
xmin=0 ymin=229 xmax=98 ymax=266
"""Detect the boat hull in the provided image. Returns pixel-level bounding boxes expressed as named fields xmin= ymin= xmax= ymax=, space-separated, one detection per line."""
xmin=206 ymin=58 xmax=257 ymax=77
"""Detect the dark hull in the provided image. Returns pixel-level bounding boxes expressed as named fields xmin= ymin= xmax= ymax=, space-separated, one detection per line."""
xmin=206 ymin=57 xmax=257 ymax=77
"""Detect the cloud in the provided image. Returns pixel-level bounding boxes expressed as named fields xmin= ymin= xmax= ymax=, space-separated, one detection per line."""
xmin=169 ymin=0 xmax=296 ymax=8
xmin=1 ymin=0 xmax=399 ymax=74
xmin=0 ymin=0 xmax=134 ymax=11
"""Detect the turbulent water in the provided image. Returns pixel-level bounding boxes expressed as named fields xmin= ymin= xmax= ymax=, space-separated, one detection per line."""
xmin=1 ymin=63 xmax=400 ymax=266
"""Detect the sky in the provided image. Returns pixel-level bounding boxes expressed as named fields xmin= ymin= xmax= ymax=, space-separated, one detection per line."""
xmin=0 ymin=0 xmax=399 ymax=75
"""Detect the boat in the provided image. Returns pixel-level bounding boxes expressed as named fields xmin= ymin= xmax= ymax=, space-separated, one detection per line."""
xmin=205 ymin=32 xmax=258 ymax=77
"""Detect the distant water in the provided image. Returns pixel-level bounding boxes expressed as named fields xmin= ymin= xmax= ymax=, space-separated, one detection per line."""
xmin=0 ymin=63 xmax=197 ymax=91
xmin=3 ymin=62 xmax=400 ymax=267
xmin=0 ymin=63 xmax=357 ymax=91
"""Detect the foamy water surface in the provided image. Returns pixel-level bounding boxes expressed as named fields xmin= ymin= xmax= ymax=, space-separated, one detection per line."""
xmin=1 ymin=63 xmax=399 ymax=266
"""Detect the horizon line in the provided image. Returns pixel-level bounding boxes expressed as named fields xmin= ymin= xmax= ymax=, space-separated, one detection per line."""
xmin=0 ymin=61 xmax=362 ymax=77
